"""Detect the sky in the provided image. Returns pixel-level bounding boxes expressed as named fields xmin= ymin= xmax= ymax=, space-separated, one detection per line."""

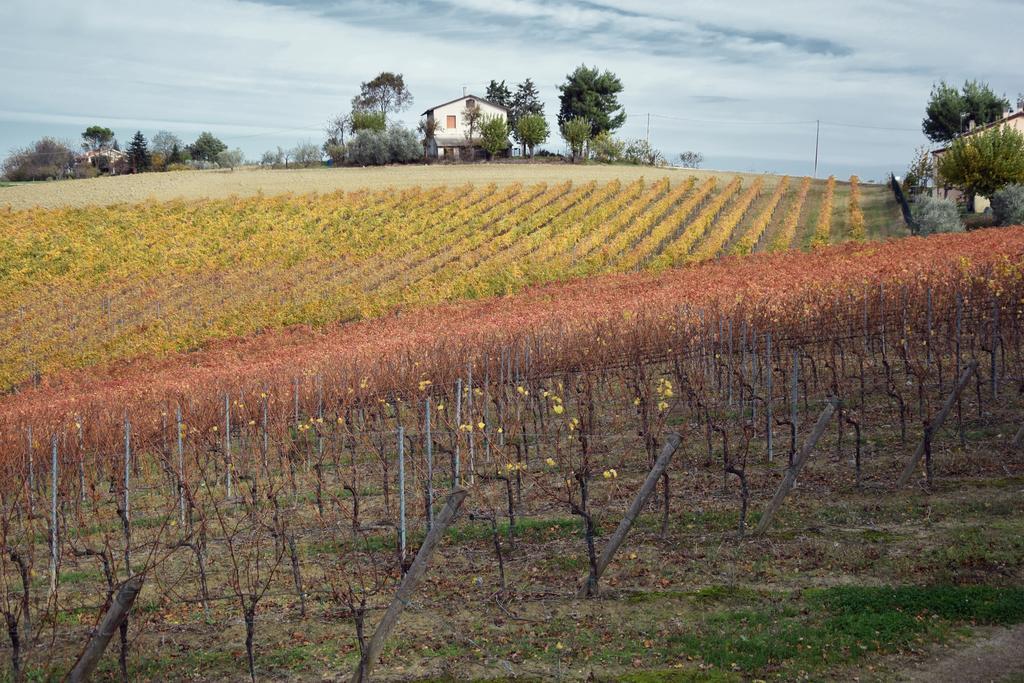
xmin=1 ymin=0 xmax=1021 ymax=180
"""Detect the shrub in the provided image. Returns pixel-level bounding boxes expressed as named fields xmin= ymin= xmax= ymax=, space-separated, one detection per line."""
xmin=385 ymin=127 xmax=423 ymax=163
xmin=345 ymin=128 xmax=421 ymax=166
xmin=623 ymin=139 xmax=665 ymax=166
xmin=216 ymin=148 xmax=245 ymax=170
xmin=346 ymin=130 xmax=389 ymax=166
xmin=991 ymin=184 xmax=1024 ymax=226
xmin=590 ymin=132 xmax=624 ymax=163
xmin=914 ymin=196 xmax=963 ymax=235
xmin=678 ymin=151 xmax=703 ymax=169
xmin=324 ymin=143 xmax=346 ymax=166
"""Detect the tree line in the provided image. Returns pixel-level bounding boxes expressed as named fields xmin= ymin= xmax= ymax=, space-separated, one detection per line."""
xmin=2 ymin=63 xmax=683 ymax=181
xmin=0 ymin=127 xmax=245 ymax=181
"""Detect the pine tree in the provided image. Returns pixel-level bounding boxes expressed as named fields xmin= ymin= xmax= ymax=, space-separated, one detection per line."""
xmin=511 ymin=79 xmax=544 ymax=155
xmin=485 ymin=80 xmax=512 ymax=108
xmin=557 ymin=65 xmax=626 ymax=137
xmin=168 ymin=143 xmax=184 ymax=165
xmin=127 ymin=131 xmax=151 ymax=172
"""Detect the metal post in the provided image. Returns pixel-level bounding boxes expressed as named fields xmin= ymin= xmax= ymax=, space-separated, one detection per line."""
xmin=454 ymin=378 xmax=462 ymax=487
xmin=791 ymin=349 xmax=799 ymax=438
xmin=225 ymin=393 xmax=232 ymax=498
xmin=813 ymin=119 xmax=820 ymax=178
xmin=425 ymin=397 xmax=434 ymax=530
xmin=50 ymin=435 xmax=58 ymax=597
xmin=124 ymin=417 xmax=131 ymax=573
xmin=77 ymin=418 xmax=85 ymax=504
xmin=27 ymin=426 xmax=34 ymax=492
xmin=467 ymin=365 xmax=475 ymax=484
xmin=991 ymin=294 xmax=999 ymax=399
xmin=766 ymin=333 xmax=774 ymax=462
xmin=398 ymin=426 xmax=406 ymax=561
xmin=176 ymin=404 xmax=185 ymax=526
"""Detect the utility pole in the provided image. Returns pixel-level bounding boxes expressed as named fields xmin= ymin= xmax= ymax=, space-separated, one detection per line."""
xmin=646 ymin=113 xmax=651 ymax=144
xmin=813 ymin=119 xmax=820 ymax=178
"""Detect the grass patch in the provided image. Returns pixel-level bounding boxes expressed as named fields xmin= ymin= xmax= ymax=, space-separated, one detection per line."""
xmin=810 ymin=585 xmax=1024 ymax=625
xmin=661 ymin=584 xmax=1024 ymax=677
xmin=904 ymin=522 xmax=1024 ymax=582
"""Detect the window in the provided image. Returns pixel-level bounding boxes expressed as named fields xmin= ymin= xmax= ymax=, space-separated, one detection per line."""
xmin=466 ymin=99 xmax=475 ymax=108
xmin=446 ymin=115 xmax=457 ymax=129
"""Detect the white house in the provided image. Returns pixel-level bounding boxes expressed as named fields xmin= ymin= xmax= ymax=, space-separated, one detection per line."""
xmin=422 ymin=92 xmax=508 ymax=160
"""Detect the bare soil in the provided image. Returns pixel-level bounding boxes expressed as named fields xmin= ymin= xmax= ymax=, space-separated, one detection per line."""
xmin=903 ymin=623 xmax=1024 ymax=683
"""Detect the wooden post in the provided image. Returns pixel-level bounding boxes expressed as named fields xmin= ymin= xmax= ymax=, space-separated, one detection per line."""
xmin=66 ymin=575 xmax=144 ymax=682
xmin=578 ymin=433 xmax=681 ymax=597
xmin=352 ymin=488 xmax=467 ymax=683
xmin=754 ymin=398 xmax=838 ymax=536
xmin=896 ymin=362 xmax=978 ymax=487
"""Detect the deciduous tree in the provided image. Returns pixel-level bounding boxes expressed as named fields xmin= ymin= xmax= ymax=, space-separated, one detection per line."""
xmin=514 ymin=113 xmax=549 ymax=158
xmin=937 ymin=125 xmax=1024 ymax=202
xmin=290 ymin=142 xmax=322 ymax=168
xmin=903 ymin=145 xmax=934 ymax=193
xmin=511 ymin=78 xmax=544 ymax=154
xmin=1 ymin=137 xmax=75 ymax=181
xmin=560 ymin=116 xmax=591 ymax=163
xmin=462 ymin=101 xmax=484 ymax=148
xmin=479 ymin=115 xmax=510 ymax=159
xmin=151 ymin=131 xmax=183 ymax=158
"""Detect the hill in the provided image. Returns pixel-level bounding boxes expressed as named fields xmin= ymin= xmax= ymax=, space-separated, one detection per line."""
xmin=0 ymin=172 xmax=902 ymax=388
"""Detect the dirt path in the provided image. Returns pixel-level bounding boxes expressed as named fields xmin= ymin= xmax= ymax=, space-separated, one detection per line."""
xmin=903 ymin=623 xmax=1024 ymax=682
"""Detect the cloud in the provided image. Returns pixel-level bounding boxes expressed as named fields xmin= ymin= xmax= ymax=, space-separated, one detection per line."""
xmin=0 ymin=0 xmax=1021 ymax=178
